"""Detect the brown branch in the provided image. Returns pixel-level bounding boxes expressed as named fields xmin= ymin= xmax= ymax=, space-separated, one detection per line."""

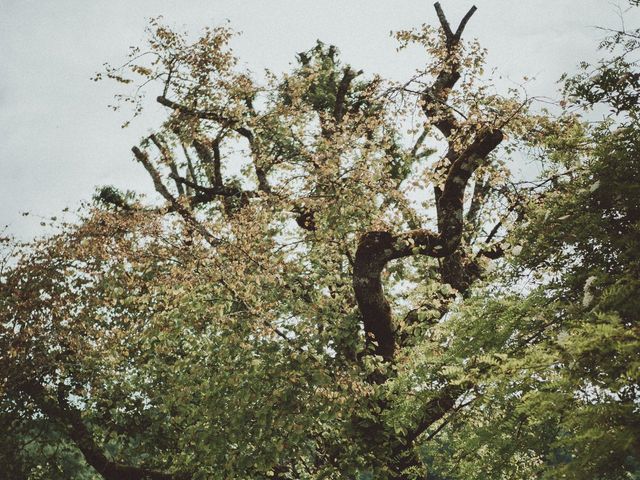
xmin=429 ymin=5 xmax=501 ymax=289
xmin=192 ymin=138 xmax=217 ymax=186
xmin=211 ymin=139 xmax=223 ymax=187
xmin=149 ymin=134 xmax=184 ymax=196
xmin=422 ymin=78 xmax=460 ymax=139
xmin=169 ymin=173 xmax=247 ymax=199
xmin=180 ymin=142 xmax=198 ymax=191
xmin=434 ymin=2 xmax=477 ymax=45
xmin=333 ymin=67 xmax=359 ymax=123
xmin=433 ymin=129 xmax=503 ymax=291
xmin=132 ymin=146 xmax=220 ymax=245
xmin=437 ymin=129 xmax=504 ymax=248
xmin=132 ymin=146 xmax=175 ymax=205
xmin=23 ymin=381 xmax=187 ymax=480
xmin=410 ymin=128 xmax=429 ymax=159
xmin=434 ymin=2 xmax=454 ymax=41
xmin=423 ymin=4 xmax=477 ymax=139
xmin=292 ymin=206 xmax=317 ymax=231
xmin=454 ymin=6 xmax=478 ymax=41
xmin=478 ymin=243 xmax=504 ymax=260
xmin=352 ymin=230 xmax=447 ymax=361
xmin=353 ymin=4 xmax=487 ymax=364
xmin=403 ymin=383 xmax=468 ymax=446
xmin=157 ymin=95 xmax=254 ymax=142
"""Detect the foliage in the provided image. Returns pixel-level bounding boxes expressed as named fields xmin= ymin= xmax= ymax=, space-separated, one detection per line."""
xmin=1 ymin=4 xmax=638 ymax=480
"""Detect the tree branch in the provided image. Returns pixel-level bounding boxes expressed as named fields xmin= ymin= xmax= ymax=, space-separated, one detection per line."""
xmin=149 ymin=134 xmax=184 ymax=196
xmin=192 ymin=138 xmax=217 ymax=187
xmin=437 ymin=129 xmax=504 ymax=248
xmin=132 ymin=146 xmax=220 ymax=245
xmin=434 ymin=2 xmax=454 ymax=41
xmin=169 ymin=173 xmax=247 ymax=199
xmin=454 ymin=6 xmax=478 ymax=41
xmin=465 ymin=175 xmax=489 ymax=228
xmin=352 ymin=230 xmax=447 ymax=361
xmin=157 ymin=95 xmax=254 ymax=142
xmin=333 ymin=67 xmax=359 ymax=123
xmin=23 ymin=381 xmax=187 ymax=480
xmin=211 ymin=139 xmax=223 ymax=187
xmin=353 ymin=3 xmax=491 ymax=364
xmin=434 ymin=2 xmax=477 ymax=45
xmin=423 ymin=4 xmax=477 ymax=139
xmin=403 ymin=383 xmax=467 ymax=446
xmin=132 ymin=146 xmax=176 ymax=205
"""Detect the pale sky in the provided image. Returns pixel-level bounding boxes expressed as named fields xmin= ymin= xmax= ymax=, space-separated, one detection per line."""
xmin=1 ymin=0 xmax=637 ymax=239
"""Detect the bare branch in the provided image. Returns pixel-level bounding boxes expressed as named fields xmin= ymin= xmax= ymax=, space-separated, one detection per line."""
xmin=454 ymin=6 xmax=478 ymax=40
xmin=434 ymin=2 xmax=454 ymax=41
xmin=434 ymin=3 xmax=477 ymax=45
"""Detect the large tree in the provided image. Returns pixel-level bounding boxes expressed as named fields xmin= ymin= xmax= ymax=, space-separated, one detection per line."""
xmin=1 ymin=3 xmax=638 ymax=479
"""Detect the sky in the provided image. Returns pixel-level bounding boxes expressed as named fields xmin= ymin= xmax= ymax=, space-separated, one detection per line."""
xmin=1 ymin=0 xmax=638 ymax=240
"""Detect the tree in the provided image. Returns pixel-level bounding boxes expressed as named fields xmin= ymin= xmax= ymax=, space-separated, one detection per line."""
xmin=1 ymin=3 xmax=637 ymax=480
xmin=418 ymin=7 xmax=640 ymax=478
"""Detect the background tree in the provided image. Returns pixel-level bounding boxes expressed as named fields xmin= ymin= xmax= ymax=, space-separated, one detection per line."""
xmin=1 ymin=3 xmax=637 ymax=480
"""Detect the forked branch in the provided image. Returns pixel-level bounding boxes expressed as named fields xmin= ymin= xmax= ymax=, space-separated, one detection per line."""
xmin=353 ymin=3 xmax=500 ymax=365
xmin=423 ymin=3 xmax=477 ymax=139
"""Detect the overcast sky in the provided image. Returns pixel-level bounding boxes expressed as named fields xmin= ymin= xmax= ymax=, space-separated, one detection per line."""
xmin=1 ymin=0 xmax=638 ymax=239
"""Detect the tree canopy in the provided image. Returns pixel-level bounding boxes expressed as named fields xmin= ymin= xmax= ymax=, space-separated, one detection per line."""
xmin=1 ymin=3 xmax=638 ymax=479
